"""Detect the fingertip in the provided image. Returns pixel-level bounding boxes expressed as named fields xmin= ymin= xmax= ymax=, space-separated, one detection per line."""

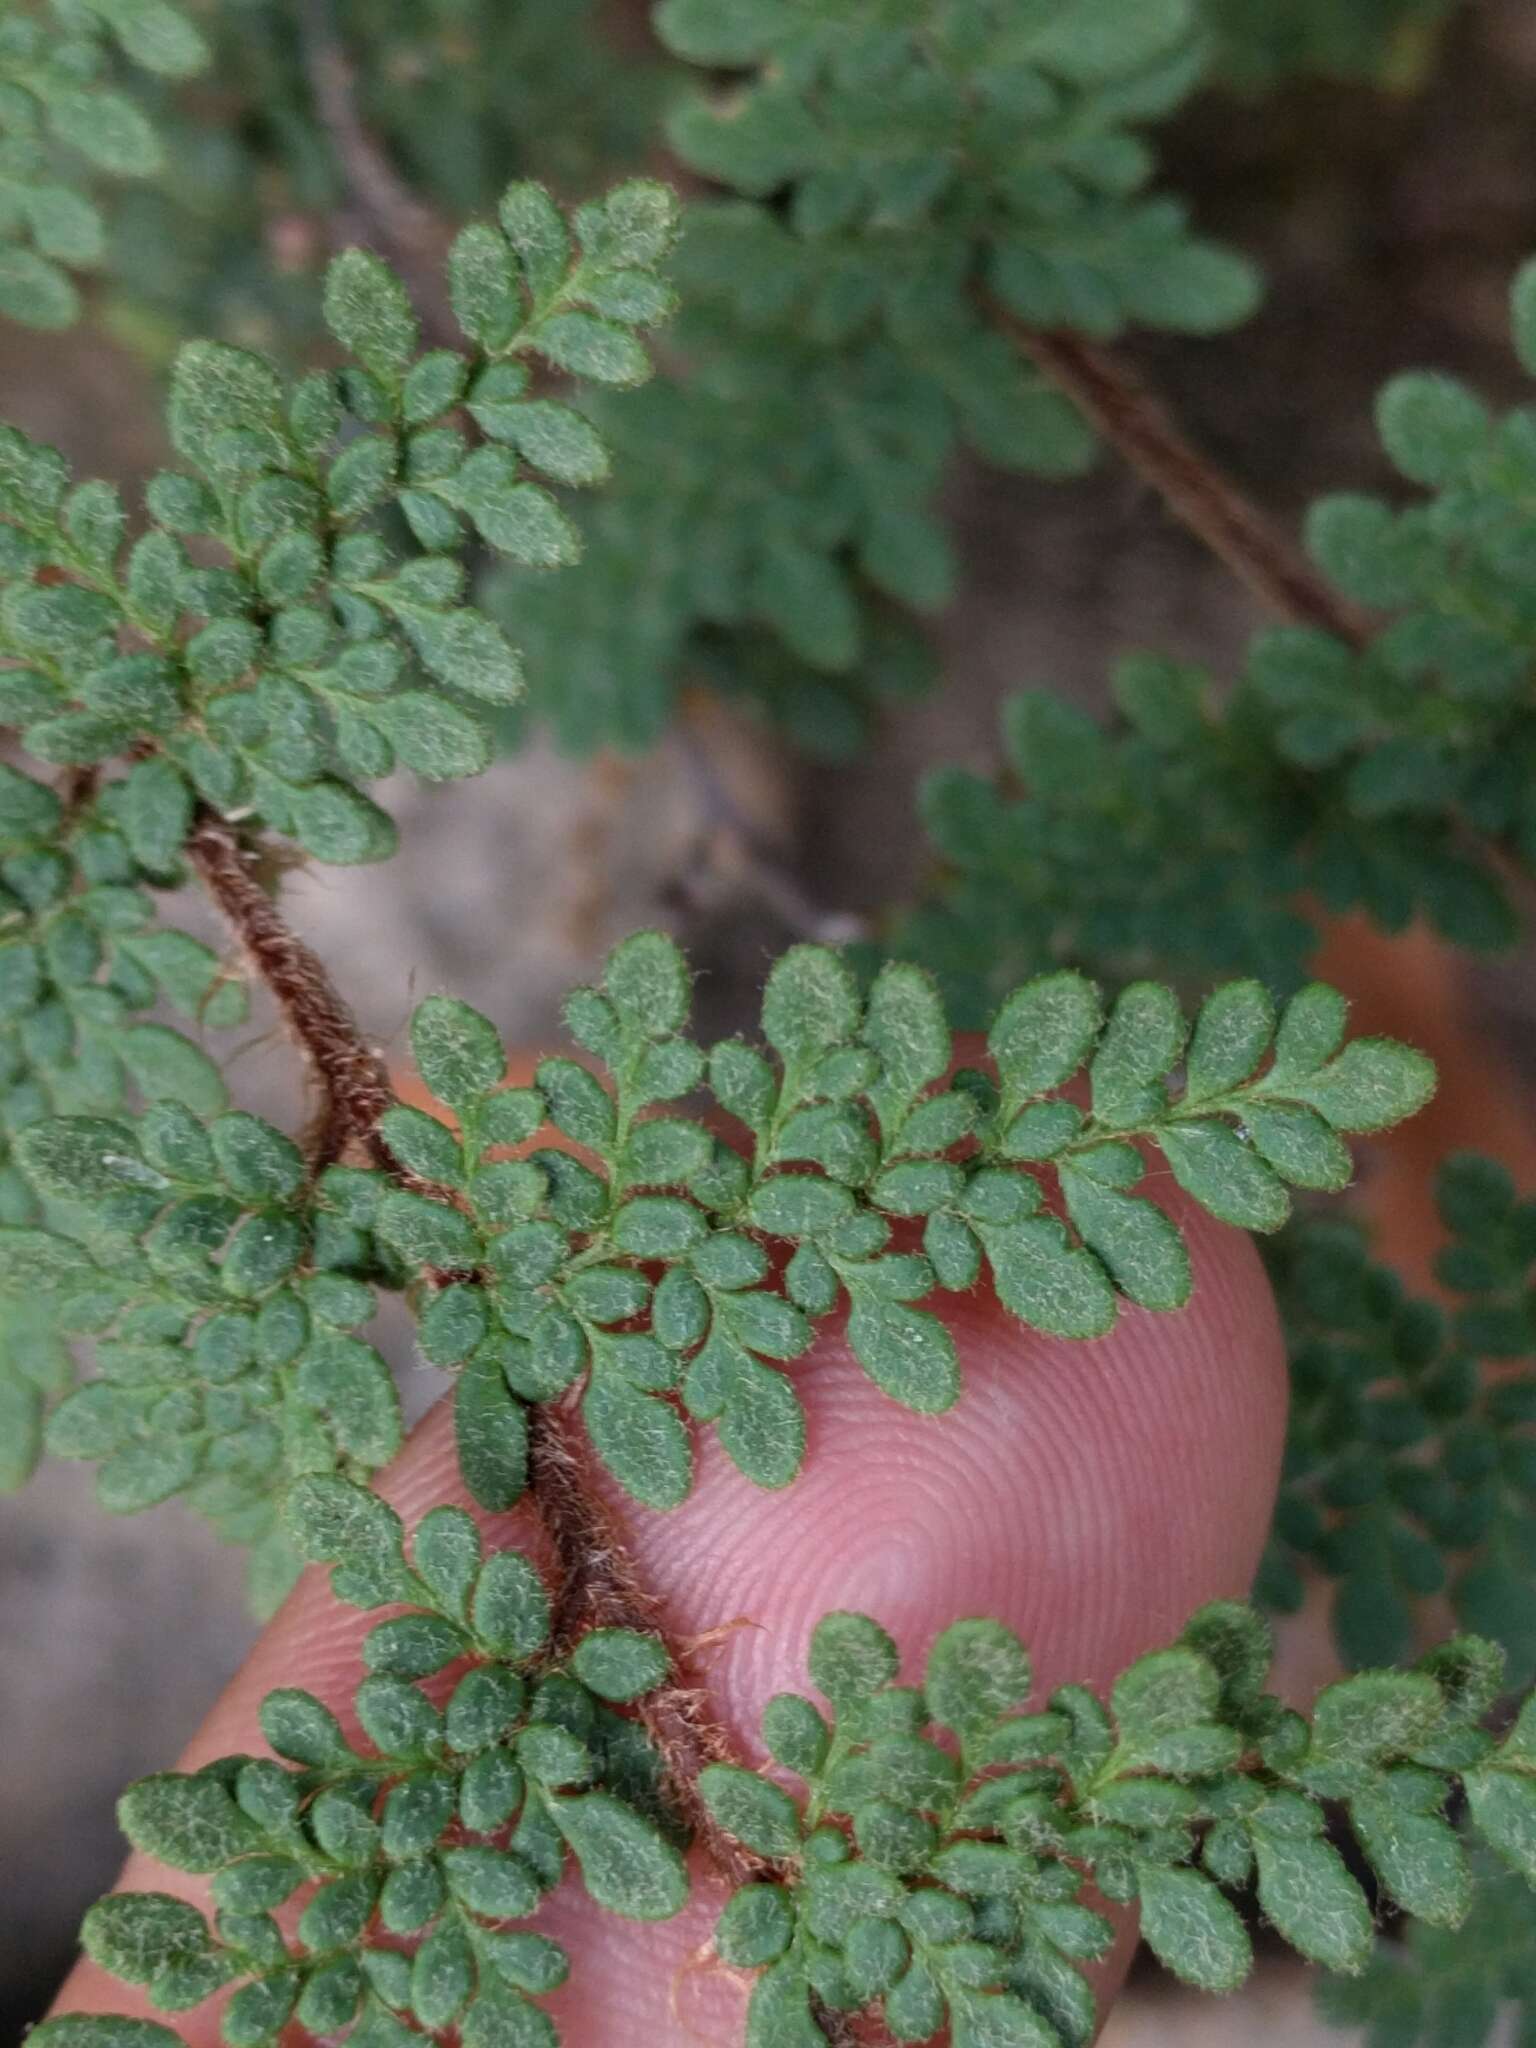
xmin=606 ymin=1189 xmax=1286 ymax=1734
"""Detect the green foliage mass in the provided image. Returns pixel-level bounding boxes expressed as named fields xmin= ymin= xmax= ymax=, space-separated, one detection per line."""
xmin=0 ymin=0 xmax=208 ymax=329
xmin=0 ymin=179 xmax=678 ymax=1570
xmin=1261 ymin=1151 xmax=1536 ymax=1686
xmin=0 ymin=175 xmax=677 ymax=864
xmin=0 ymin=756 xmax=246 ymax=1189
xmin=31 ymin=1504 xmax=685 ymax=2048
xmin=706 ymin=1603 xmax=1536 ymax=2046
xmin=3 ymin=1095 xmax=401 ymax=1613
xmin=901 ymin=260 xmax=1536 ymax=1019
xmin=0 ymin=754 xmax=258 ymax=1515
xmin=1317 ymin=1849 xmax=1536 ymax=2048
xmin=1206 ymin=0 xmax=1457 ymax=89
xmin=0 ymin=930 xmax=1432 ymax=1561
xmin=36 ymin=1589 xmax=1536 ymax=2048
xmin=90 ymin=0 xmax=671 ymax=360
xmin=492 ymin=0 xmax=1260 ymax=758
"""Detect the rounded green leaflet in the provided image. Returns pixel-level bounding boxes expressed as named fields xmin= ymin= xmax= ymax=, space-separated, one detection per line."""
xmin=362 ymin=1612 xmax=468 ymax=1678
xmin=979 ymin=1216 xmax=1118 ymax=1339
xmin=1277 ymin=1038 xmax=1437 ymax=1133
xmin=97 ymin=1437 xmax=204 ymax=1514
xmin=479 ymin=1928 xmax=568 ymax=1995
xmin=699 ymin=1763 xmax=804 ymax=1859
xmin=283 ymin=1474 xmax=411 ymax=1603
xmin=296 ymin=1334 xmax=402 ymax=1467
xmin=988 ymin=969 xmax=1102 ymax=1100
xmin=537 ymin=1057 xmax=616 ymax=1150
xmin=460 ymin=1753 xmax=528 ymax=1835
xmin=761 ymin=944 xmax=861 ymax=1065
xmin=1057 ymin=1167 xmax=1191 ymax=1312
xmin=612 ymin=1195 xmax=707 ymax=1258
xmin=603 ymin=928 xmax=691 ymax=1036
xmin=455 ymin=1349 xmax=528 ymax=1512
xmin=1111 ymin=1647 xmax=1221 ymax=1751
xmin=397 ymin=604 xmax=525 ymax=703
xmin=762 ymin=1692 xmax=830 ymax=1776
xmin=1135 ymin=1864 xmax=1252 ymax=1992
xmin=582 ymin=1369 xmax=693 ymax=1509
xmin=743 ymin=1956 xmax=824 ymax=2048
xmin=376 ymin=693 xmax=492 ymax=782
xmin=1306 ymin=1671 xmax=1446 ymax=1769
xmin=117 ymin=1773 xmax=256 ymax=1872
xmin=945 ymin=1985 xmax=1058 ymax=2048
xmin=0 ymin=246 xmax=77 ymax=328
xmin=1466 ymin=1769 xmax=1536 ymax=1885
xmin=1377 ymin=372 xmax=1491 ymax=489
xmin=1350 ymin=1788 xmax=1471 ymax=1926
xmin=716 ymin=1352 xmax=806 ymax=1490
xmin=653 ymin=0 xmax=777 ymax=64
xmin=710 ymin=1039 xmax=778 ymax=1128
xmin=863 ymin=959 xmax=950 ymax=1115
xmin=27 ymin=2022 xmax=184 ymax=2048
xmin=259 ymin=1687 xmax=352 ymax=1767
xmin=17 ymin=1117 xmax=168 ymax=1206
xmin=471 ymin=1551 xmax=551 ymax=1661
xmin=462 ymin=1981 xmax=560 ymax=2048
xmin=548 ymin=1790 xmax=688 ymax=1920
xmin=1156 ymin=1121 xmax=1291 ymax=1234
xmin=504 ymin=399 xmax=612 ymax=486
xmin=1243 ymin=1104 xmax=1351 ymax=1192
xmin=413 ymin=1918 xmax=475 ymax=2029
xmin=1090 ymin=981 xmax=1186 ymax=1126
xmin=323 ymin=248 xmax=419 ymax=380
xmin=449 ymin=222 xmax=521 ymax=346
xmin=441 ymin=1845 xmax=542 ymax=1920
xmin=1185 ymin=980 xmax=1276 ymax=1099
xmin=167 ymin=339 xmax=283 ymax=459
xmin=440 ymin=450 xmax=581 ymax=566
xmin=0 ymin=1226 xmax=105 ymax=1302
xmin=375 ymin=1188 xmax=481 ymax=1270
xmin=287 ymin=781 xmax=398 ymax=866
xmin=81 ymin=1891 xmax=211 ymax=1985
xmin=809 ymin=1611 xmax=900 ymax=1709
xmin=570 ymin=1628 xmax=670 ymax=1701
xmin=1251 ymin=1826 xmax=1374 ymax=1972
xmin=411 ymin=995 xmax=506 ymax=1110
xmin=716 ymin=1884 xmax=795 ymax=1967
xmin=749 ymin=1174 xmax=854 ymax=1237
xmin=845 ymin=1295 xmax=959 ymax=1413
xmin=536 ymin=312 xmax=650 ymax=387
xmin=380 ymin=1104 xmax=465 ymax=1184
xmin=926 ymin=1619 xmax=1033 ymax=1739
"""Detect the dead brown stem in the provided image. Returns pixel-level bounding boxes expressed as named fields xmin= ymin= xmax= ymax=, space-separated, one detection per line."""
xmin=186 ymin=812 xmax=393 ymax=1166
xmin=299 ymin=0 xmax=453 ymax=340
xmin=1006 ymin=322 xmax=1375 ymax=651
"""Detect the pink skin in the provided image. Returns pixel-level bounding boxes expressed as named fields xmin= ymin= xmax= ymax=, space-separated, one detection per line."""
xmin=50 ymin=1185 xmax=1285 ymax=2045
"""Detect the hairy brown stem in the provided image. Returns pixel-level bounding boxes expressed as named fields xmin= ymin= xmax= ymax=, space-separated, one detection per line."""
xmin=1006 ymin=321 xmax=1375 ymax=651
xmin=186 ymin=814 xmax=784 ymax=1920
xmin=58 ymin=765 xmax=99 ymax=817
xmin=186 ymin=813 xmax=394 ymax=1165
xmin=528 ymin=1399 xmax=777 ymax=1891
